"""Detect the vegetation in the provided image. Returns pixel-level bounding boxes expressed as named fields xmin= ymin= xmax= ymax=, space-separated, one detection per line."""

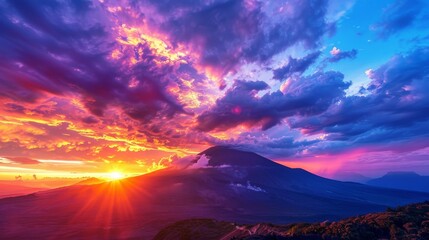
xmin=284 ymin=201 xmax=429 ymax=240
xmin=155 ymin=201 xmax=429 ymax=240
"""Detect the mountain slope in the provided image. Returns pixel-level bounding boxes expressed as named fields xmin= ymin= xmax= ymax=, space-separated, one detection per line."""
xmin=0 ymin=182 xmax=47 ymax=199
xmin=331 ymin=171 xmax=371 ymax=183
xmin=73 ymin=177 xmax=105 ymax=186
xmin=367 ymin=172 xmax=429 ymax=193
xmin=0 ymin=146 xmax=428 ymax=239
xmin=154 ymin=201 xmax=429 ymax=240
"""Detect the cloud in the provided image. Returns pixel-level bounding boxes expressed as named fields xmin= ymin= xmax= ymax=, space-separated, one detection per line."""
xmin=81 ymin=116 xmax=99 ymax=124
xmin=330 ymin=47 xmax=341 ymax=56
xmin=201 ymin=47 xmax=429 ymax=162
xmin=230 ymin=181 xmax=266 ymax=192
xmin=0 ymin=0 xmax=194 ymax=123
xmin=0 ymin=0 xmax=339 ymax=158
xmin=167 ymin=154 xmax=232 ymax=170
xmin=209 ymin=132 xmax=319 ymax=159
xmin=189 ymin=154 xmax=211 ymax=169
xmin=197 ymin=72 xmax=350 ymax=132
xmin=0 ymin=0 xmax=220 ymax=153
xmin=7 ymin=0 xmax=427 ymax=174
xmin=5 ymin=157 xmax=40 ymax=165
xmin=372 ymin=0 xmax=428 ymax=38
xmin=288 ymin=47 xmax=429 ymax=148
xmin=273 ymin=51 xmax=321 ymax=80
xmin=327 ymin=47 xmax=357 ymax=62
xmin=148 ymin=0 xmax=333 ymax=74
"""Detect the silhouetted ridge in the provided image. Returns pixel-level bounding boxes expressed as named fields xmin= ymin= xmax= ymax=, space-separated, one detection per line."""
xmin=73 ymin=177 xmax=104 ymax=186
xmin=367 ymin=171 xmax=429 ymax=193
xmin=199 ymin=146 xmax=280 ymax=168
xmin=385 ymin=171 xmax=420 ymax=177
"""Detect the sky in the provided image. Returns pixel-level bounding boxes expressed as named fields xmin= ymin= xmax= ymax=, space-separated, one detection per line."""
xmin=0 ymin=0 xmax=429 ymax=180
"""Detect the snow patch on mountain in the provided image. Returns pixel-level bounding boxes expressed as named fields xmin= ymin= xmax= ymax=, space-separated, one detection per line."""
xmin=230 ymin=181 xmax=266 ymax=192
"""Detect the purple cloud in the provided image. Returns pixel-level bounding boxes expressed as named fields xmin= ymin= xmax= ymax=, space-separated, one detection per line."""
xmin=197 ymin=71 xmax=350 ymax=132
xmin=0 ymin=0 xmax=336 ymax=135
xmin=327 ymin=47 xmax=357 ymax=62
xmin=0 ymin=0 xmax=187 ymax=125
xmin=198 ymin=47 xmax=429 ymax=160
xmin=273 ymin=51 xmax=321 ymax=80
xmin=289 ymin=47 xmax=429 ymax=146
xmin=150 ymin=0 xmax=333 ymax=74
xmin=372 ymin=0 xmax=428 ymax=38
xmin=81 ymin=116 xmax=99 ymax=124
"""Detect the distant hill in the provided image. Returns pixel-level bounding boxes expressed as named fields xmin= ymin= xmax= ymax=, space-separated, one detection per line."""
xmin=0 ymin=183 xmax=47 ymax=199
xmin=73 ymin=177 xmax=104 ymax=186
xmin=1 ymin=146 xmax=429 ymax=239
xmin=331 ymin=172 xmax=371 ymax=183
xmin=154 ymin=201 xmax=429 ymax=240
xmin=367 ymin=172 xmax=429 ymax=193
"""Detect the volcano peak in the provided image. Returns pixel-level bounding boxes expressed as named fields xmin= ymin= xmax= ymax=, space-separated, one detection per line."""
xmin=199 ymin=146 xmax=279 ymax=168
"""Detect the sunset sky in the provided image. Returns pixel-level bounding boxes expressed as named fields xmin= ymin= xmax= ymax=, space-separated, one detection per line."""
xmin=1 ymin=0 xmax=429 ymax=180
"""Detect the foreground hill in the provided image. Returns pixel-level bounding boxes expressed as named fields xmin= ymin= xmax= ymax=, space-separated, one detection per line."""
xmin=367 ymin=172 xmax=429 ymax=193
xmin=155 ymin=201 xmax=429 ymax=240
xmin=0 ymin=146 xmax=428 ymax=239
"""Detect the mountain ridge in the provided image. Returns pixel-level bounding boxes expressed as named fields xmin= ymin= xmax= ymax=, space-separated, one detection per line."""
xmin=367 ymin=171 xmax=429 ymax=193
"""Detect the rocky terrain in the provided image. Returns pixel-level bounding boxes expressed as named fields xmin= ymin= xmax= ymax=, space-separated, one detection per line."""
xmin=155 ymin=201 xmax=429 ymax=240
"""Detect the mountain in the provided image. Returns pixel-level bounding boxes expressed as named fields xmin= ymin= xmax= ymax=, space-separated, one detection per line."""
xmin=330 ymin=171 xmax=371 ymax=183
xmin=73 ymin=177 xmax=105 ymax=186
xmin=367 ymin=171 xmax=429 ymax=193
xmin=0 ymin=146 xmax=429 ymax=239
xmin=154 ymin=201 xmax=429 ymax=240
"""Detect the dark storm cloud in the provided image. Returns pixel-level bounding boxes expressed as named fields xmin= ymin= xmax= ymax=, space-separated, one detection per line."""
xmin=243 ymin=0 xmax=333 ymax=62
xmin=273 ymin=51 xmax=321 ymax=80
xmin=153 ymin=0 xmax=332 ymax=74
xmin=373 ymin=0 xmax=428 ymax=38
xmin=197 ymin=71 xmax=350 ymax=132
xmin=289 ymin=47 xmax=429 ymax=145
xmin=3 ymin=103 xmax=26 ymax=114
xmin=82 ymin=116 xmax=99 ymax=124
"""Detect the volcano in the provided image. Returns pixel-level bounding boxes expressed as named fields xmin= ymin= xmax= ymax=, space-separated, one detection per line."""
xmin=1 ymin=146 xmax=428 ymax=239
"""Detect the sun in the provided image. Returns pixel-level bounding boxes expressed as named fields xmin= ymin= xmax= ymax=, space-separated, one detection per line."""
xmin=108 ymin=171 xmax=124 ymax=181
